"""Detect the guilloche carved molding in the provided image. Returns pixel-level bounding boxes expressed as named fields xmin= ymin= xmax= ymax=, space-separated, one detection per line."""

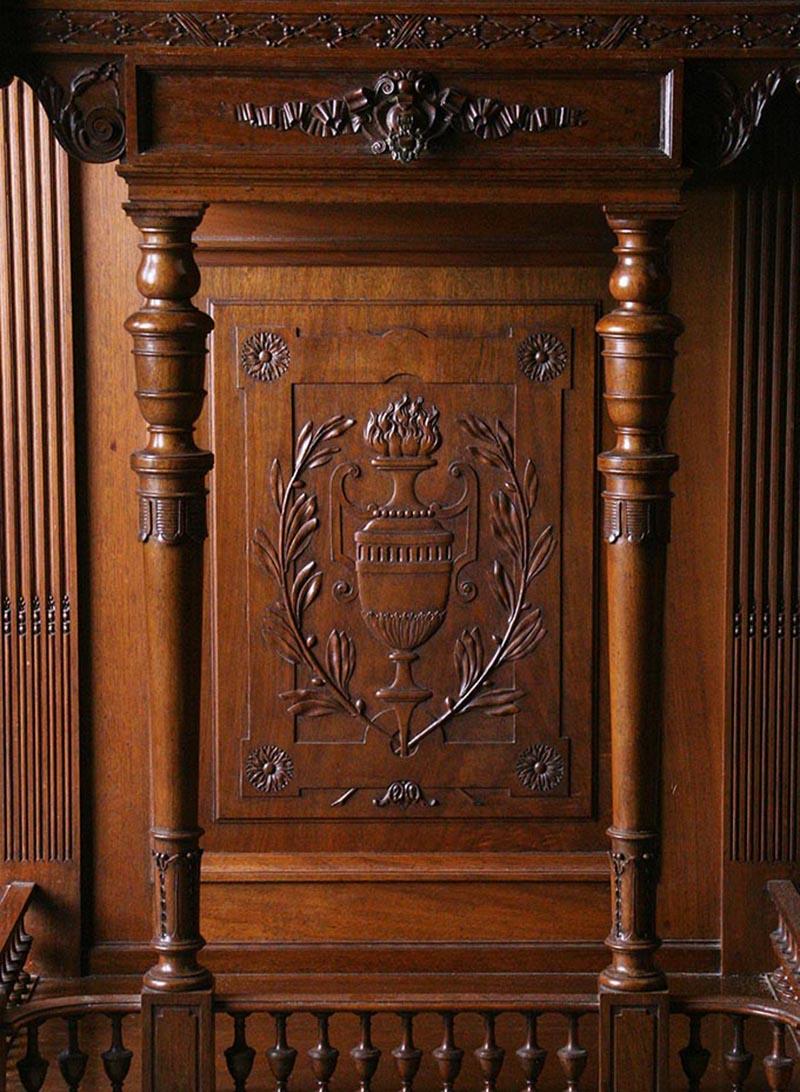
xmin=21 ymin=10 xmax=800 ymax=53
xmin=235 ymin=70 xmax=587 ymax=162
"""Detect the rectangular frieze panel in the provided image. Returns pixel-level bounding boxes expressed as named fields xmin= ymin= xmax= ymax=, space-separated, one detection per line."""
xmin=131 ymin=63 xmax=676 ymax=168
xmin=208 ymin=297 xmax=598 ymax=847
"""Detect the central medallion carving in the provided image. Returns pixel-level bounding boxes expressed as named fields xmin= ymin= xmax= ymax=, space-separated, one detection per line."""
xmin=253 ymin=394 xmax=555 ymax=764
xmin=235 ymin=69 xmax=586 ymax=162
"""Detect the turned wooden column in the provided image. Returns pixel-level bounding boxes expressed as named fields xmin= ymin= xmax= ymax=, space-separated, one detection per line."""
xmin=596 ymin=206 xmax=683 ymax=996
xmin=124 ymin=201 xmax=213 ymax=994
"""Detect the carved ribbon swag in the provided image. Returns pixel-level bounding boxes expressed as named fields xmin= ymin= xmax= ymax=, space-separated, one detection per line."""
xmin=236 ymin=70 xmax=586 ymax=162
xmin=253 ymin=407 xmax=555 ymax=758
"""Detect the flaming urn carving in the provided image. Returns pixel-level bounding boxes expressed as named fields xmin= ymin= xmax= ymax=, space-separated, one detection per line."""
xmin=356 ymin=396 xmax=453 ymax=755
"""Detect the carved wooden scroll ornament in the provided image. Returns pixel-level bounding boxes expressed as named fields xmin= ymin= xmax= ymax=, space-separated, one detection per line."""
xmin=235 ymin=70 xmax=587 ymax=162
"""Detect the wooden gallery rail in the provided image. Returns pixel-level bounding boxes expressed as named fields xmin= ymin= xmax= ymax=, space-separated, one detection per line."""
xmin=2 ymin=7 xmax=800 ymax=1090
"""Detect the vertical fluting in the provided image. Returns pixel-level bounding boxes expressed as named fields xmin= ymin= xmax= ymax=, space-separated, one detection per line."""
xmin=730 ymin=180 xmax=800 ymax=864
xmin=0 ymin=78 xmax=77 ymax=864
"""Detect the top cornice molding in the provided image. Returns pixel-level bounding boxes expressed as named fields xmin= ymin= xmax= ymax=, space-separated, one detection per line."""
xmin=13 ymin=5 xmax=800 ymax=55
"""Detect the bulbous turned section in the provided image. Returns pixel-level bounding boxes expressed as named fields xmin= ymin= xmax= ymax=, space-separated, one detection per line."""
xmin=596 ymin=206 xmax=683 ymax=994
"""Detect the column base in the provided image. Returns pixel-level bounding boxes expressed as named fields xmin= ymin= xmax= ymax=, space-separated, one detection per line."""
xmin=144 ymin=963 xmax=214 ymax=993
xmin=599 ymin=964 xmax=667 ymax=993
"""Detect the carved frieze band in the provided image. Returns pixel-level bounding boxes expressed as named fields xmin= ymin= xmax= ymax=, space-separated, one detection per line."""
xmin=235 ymin=71 xmax=586 ymax=161
xmin=729 ymin=178 xmax=800 ymax=864
xmin=23 ymin=10 xmax=800 ymax=52
xmin=138 ymin=493 xmax=208 ymax=546
xmin=0 ymin=80 xmax=78 ymax=864
xmin=602 ymin=494 xmax=671 ymax=545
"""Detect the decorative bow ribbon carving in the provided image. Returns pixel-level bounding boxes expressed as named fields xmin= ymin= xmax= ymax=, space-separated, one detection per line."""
xmin=235 ymin=70 xmax=587 ymax=162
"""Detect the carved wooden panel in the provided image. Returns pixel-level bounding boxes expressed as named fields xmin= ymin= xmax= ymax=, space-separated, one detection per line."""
xmin=0 ymin=80 xmax=78 ymax=866
xmin=208 ymin=296 xmax=598 ymax=845
xmin=729 ymin=178 xmax=800 ymax=864
xmin=132 ymin=64 xmax=675 ymax=169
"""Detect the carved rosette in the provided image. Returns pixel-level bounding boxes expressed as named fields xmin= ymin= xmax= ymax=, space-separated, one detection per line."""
xmin=245 ymin=744 xmax=294 ymax=794
xmin=235 ymin=70 xmax=586 ymax=161
xmin=516 ymin=742 xmax=565 ymax=793
xmin=517 ymin=333 xmax=568 ymax=383
xmin=240 ymin=331 xmax=291 ymax=383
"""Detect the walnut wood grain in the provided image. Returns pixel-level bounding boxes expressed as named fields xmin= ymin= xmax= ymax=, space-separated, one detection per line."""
xmin=124 ymin=201 xmax=214 ymax=993
xmin=0 ymin=76 xmax=80 ymax=977
xmin=596 ymin=206 xmax=683 ymax=993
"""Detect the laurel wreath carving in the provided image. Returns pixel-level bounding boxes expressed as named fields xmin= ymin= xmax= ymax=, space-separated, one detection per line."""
xmin=403 ymin=414 xmax=555 ymax=751
xmin=253 ymin=414 xmax=390 ymax=735
xmin=254 ymin=412 xmax=554 ymax=755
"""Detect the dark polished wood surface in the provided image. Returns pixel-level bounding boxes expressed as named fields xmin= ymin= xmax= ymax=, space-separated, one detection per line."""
xmin=1 ymin=2 xmax=799 ymax=1087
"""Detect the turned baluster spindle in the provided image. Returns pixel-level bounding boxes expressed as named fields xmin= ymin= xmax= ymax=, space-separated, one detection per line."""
xmin=309 ymin=1013 xmax=339 ymax=1092
xmin=124 ymin=201 xmax=214 ymax=992
xmin=557 ymin=1014 xmax=587 ymax=1092
xmin=225 ymin=1013 xmax=256 ymax=1091
xmin=596 ymin=208 xmax=683 ymax=992
xmin=393 ymin=1012 xmax=423 ymax=1092
xmin=17 ymin=1022 xmax=49 ymax=1092
xmin=763 ymin=1021 xmax=795 ymax=1091
xmin=351 ymin=1012 xmax=381 ymax=1092
xmin=475 ymin=1012 xmax=505 ymax=1092
xmin=433 ymin=1012 xmax=464 ymax=1092
xmin=12 ymin=968 xmax=33 ymax=1005
xmin=101 ymin=1014 xmax=133 ymax=1091
xmin=58 ymin=1016 xmax=89 ymax=1090
xmin=267 ymin=1013 xmax=298 ymax=1092
xmin=517 ymin=1013 xmax=547 ymax=1092
xmin=679 ymin=1015 xmax=710 ymax=1091
xmin=723 ymin=1016 xmax=753 ymax=1091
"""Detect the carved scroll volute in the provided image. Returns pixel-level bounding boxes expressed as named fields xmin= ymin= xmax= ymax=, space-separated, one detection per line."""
xmin=596 ymin=208 xmax=683 ymax=993
xmin=124 ymin=202 xmax=214 ymax=993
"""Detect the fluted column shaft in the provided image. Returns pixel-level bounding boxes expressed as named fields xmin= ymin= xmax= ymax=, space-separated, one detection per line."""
xmin=597 ymin=207 xmax=683 ymax=993
xmin=124 ymin=201 xmax=213 ymax=992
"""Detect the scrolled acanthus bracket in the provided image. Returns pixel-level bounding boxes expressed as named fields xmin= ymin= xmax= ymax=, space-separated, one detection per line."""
xmin=684 ymin=62 xmax=800 ymax=169
xmin=235 ymin=69 xmax=587 ymax=163
xmin=20 ymin=60 xmax=126 ymax=163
